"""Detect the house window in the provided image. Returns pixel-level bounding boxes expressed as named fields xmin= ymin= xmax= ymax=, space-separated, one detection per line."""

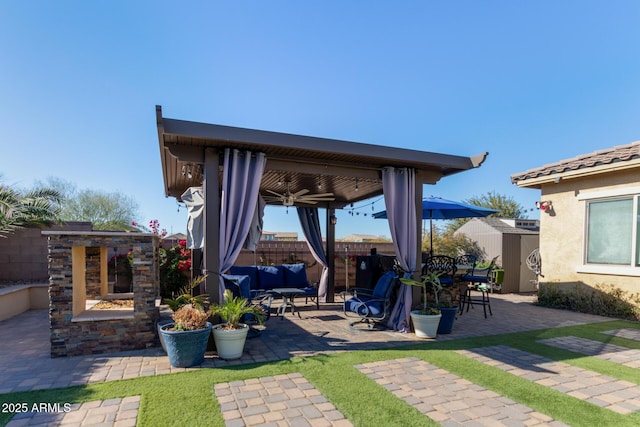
xmin=586 ymin=197 xmax=637 ymax=266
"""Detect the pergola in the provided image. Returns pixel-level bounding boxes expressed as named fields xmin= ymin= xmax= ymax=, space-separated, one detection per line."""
xmin=156 ymin=105 xmax=488 ymax=306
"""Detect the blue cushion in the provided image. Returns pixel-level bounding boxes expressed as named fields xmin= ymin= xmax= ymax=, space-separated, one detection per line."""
xmin=372 ymin=271 xmax=396 ymax=299
xmin=221 ymin=274 xmax=251 ymax=299
xmin=462 ymin=274 xmax=488 ymax=284
xmin=282 ymin=263 xmax=308 ymax=287
xmin=439 ymin=276 xmax=454 ymax=285
xmin=344 ymin=298 xmax=384 ymax=316
xmin=229 ymin=266 xmax=259 ymax=290
xmin=300 ymin=286 xmax=317 ymax=296
xmin=257 ymin=265 xmax=285 ymax=289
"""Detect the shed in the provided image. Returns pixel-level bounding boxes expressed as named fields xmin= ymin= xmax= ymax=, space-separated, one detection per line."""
xmin=455 ymin=218 xmax=539 ymax=293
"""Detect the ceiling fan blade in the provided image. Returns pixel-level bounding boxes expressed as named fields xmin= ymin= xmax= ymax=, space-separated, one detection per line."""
xmin=292 ymin=189 xmax=310 ymax=197
xmin=265 ymin=190 xmax=285 ymax=197
xmin=305 ymin=192 xmax=334 ymax=198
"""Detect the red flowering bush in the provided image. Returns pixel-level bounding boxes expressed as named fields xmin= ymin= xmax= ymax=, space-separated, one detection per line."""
xmin=149 ymin=219 xmax=168 ymax=238
xmin=160 ymin=239 xmax=192 ymax=298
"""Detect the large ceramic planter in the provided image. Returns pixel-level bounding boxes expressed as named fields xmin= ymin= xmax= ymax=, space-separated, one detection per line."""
xmin=157 ymin=319 xmax=173 ymax=353
xmin=160 ymin=322 xmax=212 ymax=368
xmin=436 ymin=307 xmax=458 ymax=334
xmin=211 ymin=323 xmax=250 ymax=360
xmin=410 ymin=310 xmax=441 ymax=339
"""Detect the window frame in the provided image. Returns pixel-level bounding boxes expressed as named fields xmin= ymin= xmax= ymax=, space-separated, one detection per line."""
xmin=577 ymin=187 xmax=640 ymax=277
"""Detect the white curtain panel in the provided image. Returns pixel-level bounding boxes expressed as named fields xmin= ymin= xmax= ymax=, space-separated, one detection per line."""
xmin=181 ymin=186 xmax=204 ymax=249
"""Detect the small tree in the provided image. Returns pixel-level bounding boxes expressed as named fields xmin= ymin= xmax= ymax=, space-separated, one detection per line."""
xmin=39 ymin=177 xmax=141 ymax=231
xmin=445 ymin=191 xmax=527 ymax=233
xmin=424 ymin=225 xmax=484 ymax=259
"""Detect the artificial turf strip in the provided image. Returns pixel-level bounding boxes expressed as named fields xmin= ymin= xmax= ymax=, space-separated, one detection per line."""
xmin=2 ymin=320 xmax=640 ymax=426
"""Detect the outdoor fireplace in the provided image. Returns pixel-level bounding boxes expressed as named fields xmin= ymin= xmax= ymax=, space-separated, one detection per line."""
xmin=44 ymin=231 xmax=160 ymax=357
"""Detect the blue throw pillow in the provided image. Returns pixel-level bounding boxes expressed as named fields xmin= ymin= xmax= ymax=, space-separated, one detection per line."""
xmin=257 ymin=265 xmax=285 ymax=289
xmin=221 ymin=274 xmax=251 ymax=299
xmin=229 ymin=266 xmax=259 ymax=290
xmin=372 ymin=271 xmax=396 ymax=299
xmin=282 ymin=263 xmax=308 ymax=287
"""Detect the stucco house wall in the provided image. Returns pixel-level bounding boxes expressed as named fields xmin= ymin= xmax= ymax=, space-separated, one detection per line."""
xmin=539 ymin=168 xmax=640 ymax=292
xmin=512 ymin=141 xmax=640 ymax=295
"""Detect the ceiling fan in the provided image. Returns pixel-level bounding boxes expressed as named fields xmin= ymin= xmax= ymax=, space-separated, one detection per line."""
xmin=264 ymin=183 xmax=335 ymax=206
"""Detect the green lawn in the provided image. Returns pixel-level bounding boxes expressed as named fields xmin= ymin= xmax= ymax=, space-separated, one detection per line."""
xmin=2 ymin=320 xmax=640 ymax=426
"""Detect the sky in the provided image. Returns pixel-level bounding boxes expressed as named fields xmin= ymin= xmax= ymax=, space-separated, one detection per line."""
xmin=2 ymin=1 xmax=639 ymax=239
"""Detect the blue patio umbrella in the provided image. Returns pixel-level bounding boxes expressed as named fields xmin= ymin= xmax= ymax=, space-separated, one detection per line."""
xmin=373 ymin=196 xmax=499 ymax=256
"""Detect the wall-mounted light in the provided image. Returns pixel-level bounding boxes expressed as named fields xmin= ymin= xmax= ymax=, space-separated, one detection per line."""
xmin=355 ymin=178 xmax=359 ymax=192
xmin=536 ymin=200 xmax=553 ymax=213
xmin=330 ymin=214 xmax=337 ymax=225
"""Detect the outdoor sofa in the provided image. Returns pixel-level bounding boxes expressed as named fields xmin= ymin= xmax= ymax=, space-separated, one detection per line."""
xmin=224 ymin=263 xmax=319 ymax=308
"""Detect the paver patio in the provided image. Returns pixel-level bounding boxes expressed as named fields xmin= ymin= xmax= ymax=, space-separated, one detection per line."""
xmin=0 ymin=292 xmax=620 ymax=426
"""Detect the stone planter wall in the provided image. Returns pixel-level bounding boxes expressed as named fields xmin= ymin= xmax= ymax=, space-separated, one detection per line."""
xmin=45 ymin=232 xmax=160 ymax=358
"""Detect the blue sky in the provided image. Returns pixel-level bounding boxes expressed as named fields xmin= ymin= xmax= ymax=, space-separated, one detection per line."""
xmin=2 ymin=1 xmax=639 ymax=239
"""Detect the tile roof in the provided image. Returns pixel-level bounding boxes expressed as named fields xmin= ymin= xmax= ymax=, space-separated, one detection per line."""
xmin=511 ymin=140 xmax=640 ymax=183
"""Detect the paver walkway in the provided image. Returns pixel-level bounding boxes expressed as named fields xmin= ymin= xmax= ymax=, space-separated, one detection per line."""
xmin=214 ymin=373 xmax=352 ymax=427
xmin=356 ymin=357 xmax=567 ymax=426
xmin=6 ymin=396 xmax=140 ymax=427
xmin=602 ymin=328 xmax=640 ymax=341
xmin=539 ymin=336 xmax=640 ymax=369
xmin=458 ymin=345 xmax=640 ymax=414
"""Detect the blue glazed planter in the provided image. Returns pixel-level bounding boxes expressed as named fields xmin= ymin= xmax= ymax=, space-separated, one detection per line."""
xmin=437 ymin=307 xmax=458 ymax=334
xmin=160 ymin=322 xmax=212 ymax=368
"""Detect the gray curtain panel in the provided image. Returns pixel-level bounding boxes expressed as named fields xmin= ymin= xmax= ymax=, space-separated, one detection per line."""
xmin=381 ymin=166 xmax=417 ymax=332
xmin=218 ymin=148 xmax=266 ymax=301
xmin=243 ymin=194 xmax=266 ymax=252
xmin=297 ymin=207 xmax=329 ymax=302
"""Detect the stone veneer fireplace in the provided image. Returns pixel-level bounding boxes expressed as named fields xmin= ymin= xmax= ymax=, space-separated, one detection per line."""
xmin=43 ymin=231 xmax=160 ymax=357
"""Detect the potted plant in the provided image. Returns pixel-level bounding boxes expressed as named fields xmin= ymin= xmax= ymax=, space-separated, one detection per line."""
xmin=159 ymin=303 xmax=212 ymax=368
xmin=210 ymin=289 xmax=265 ymax=360
xmin=159 ymin=276 xmax=208 ymax=353
xmin=400 ymin=271 xmax=443 ymax=338
xmin=434 ymin=289 xmax=458 ymax=335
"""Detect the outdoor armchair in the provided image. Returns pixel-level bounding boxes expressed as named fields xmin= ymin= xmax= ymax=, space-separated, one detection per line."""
xmin=343 ymin=270 xmax=399 ymax=330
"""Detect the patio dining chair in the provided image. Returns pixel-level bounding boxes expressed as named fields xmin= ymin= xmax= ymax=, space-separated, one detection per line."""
xmin=422 ymin=255 xmax=457 ymax=286
xmin=343 ymin=270 xmax=400 ymax=330
xmin=459 ymin=256 xmax=499 ymax=318
xmin=454 ymin=254 xmax=477 ymax=276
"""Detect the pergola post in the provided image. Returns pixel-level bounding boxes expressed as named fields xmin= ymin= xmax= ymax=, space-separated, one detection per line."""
xmin=326 ymin=207 xmax=336 ymax=303
xmin=203 ymin=147 xmax=220 ymax=304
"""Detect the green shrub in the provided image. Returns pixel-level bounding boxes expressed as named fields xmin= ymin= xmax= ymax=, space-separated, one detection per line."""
xmin=537 ymin=283 xmax=640 ymax=320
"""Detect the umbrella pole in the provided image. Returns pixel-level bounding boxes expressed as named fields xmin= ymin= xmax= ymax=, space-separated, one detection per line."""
xmin=429 ymin=211 xmax=433 ymax=257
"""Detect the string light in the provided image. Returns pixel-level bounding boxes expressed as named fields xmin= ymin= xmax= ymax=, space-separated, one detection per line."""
xmin=345 ymin=197 xmax=383 ymax=217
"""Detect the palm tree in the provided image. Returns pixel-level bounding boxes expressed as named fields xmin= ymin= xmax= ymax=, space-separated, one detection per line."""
xmin=0 ymin=182 xmax=61 ymax=237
